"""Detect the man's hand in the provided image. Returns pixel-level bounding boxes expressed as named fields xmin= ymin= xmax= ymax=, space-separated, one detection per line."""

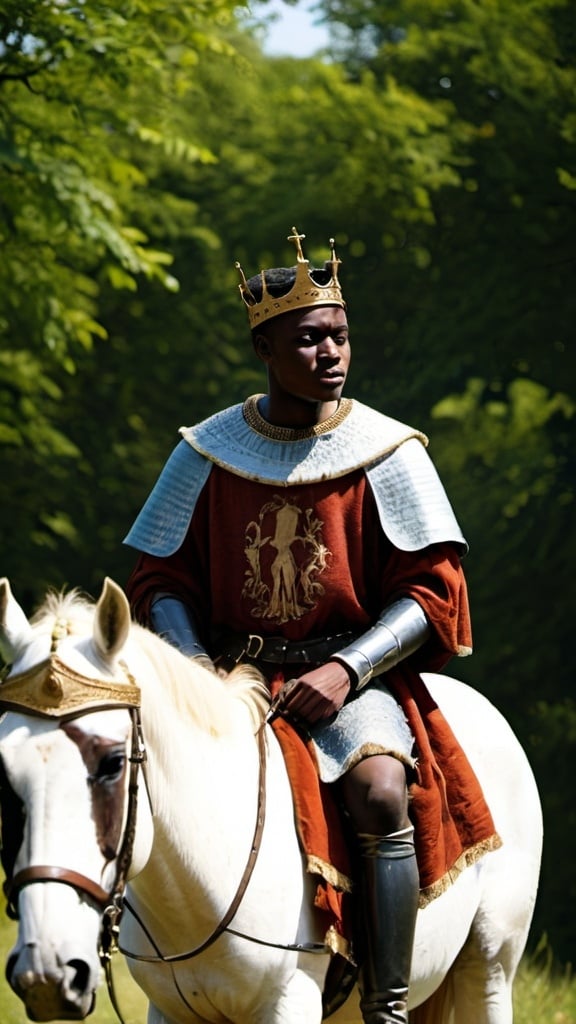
xmin=270 ymin=661 xmax=352 ymax=727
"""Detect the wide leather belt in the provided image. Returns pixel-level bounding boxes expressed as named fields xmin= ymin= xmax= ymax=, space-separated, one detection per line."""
xmin=211 ymin=629 xmax=356 ymax=666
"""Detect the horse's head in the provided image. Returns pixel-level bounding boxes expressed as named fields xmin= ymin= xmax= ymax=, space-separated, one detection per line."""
xmin=0 ymin=578 xmax=153 ymax=1021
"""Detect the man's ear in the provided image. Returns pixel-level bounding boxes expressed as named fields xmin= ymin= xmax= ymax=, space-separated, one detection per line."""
xmin=253 ymin=331 xmax=271 ymax=362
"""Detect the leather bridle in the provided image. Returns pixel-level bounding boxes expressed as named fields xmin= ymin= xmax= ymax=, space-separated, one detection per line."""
xmin=0 ymin=696 xmax=146 ymax=1024
xmin=2 ymin=699 xmax=145 ymax=915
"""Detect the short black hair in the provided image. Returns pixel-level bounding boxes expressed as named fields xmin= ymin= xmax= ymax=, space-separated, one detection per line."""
xmin=246 ymin=263 xmax=335 ymax=302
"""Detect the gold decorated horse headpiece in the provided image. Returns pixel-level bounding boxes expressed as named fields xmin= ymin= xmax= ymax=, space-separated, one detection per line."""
xmin=0 ymin=618 xmax=140 ymax=720
xmin=235 ymin=227 xmax=345 ymax=329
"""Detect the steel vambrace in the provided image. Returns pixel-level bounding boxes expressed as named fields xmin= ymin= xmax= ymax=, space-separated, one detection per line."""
xmin=332 ymin=597 xmax=430 ymax=690
xmin=149 ymin=594 xmax=212 ymax=664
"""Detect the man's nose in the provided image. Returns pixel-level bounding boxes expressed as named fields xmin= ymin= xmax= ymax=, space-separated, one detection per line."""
xmin=318 ymin=335 xmax=340 ymax=356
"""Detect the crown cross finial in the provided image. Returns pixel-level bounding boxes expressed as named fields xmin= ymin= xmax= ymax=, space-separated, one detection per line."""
xmin=287 ymin=228 xmax=307 ymax=262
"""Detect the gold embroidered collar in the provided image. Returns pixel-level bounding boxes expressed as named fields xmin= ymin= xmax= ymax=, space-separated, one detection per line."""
xmin=242 ymin=395 xmax=353 ymax=442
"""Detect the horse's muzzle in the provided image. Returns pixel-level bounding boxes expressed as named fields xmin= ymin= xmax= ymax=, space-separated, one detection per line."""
xmin=6 ymin=945 xmax=96 ymax=1021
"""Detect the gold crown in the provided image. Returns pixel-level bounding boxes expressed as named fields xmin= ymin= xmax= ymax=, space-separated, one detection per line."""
xmin=235 ymin=227 xmax=345 ymax=329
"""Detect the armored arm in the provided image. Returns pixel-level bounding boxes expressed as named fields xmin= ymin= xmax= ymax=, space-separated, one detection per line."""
xmin=332 ymin=597 xmax=430 ymax=690
xmin=149 ymin=594 xmax=214 ymax=669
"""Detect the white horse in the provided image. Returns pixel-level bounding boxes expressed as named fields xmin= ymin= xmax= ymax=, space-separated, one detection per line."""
xmin=0 ymin=577 xmax=542 ymax=1024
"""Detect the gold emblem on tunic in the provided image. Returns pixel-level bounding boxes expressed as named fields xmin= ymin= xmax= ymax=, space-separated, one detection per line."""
xmin=242 ymin=495 xmax=330 ymax=624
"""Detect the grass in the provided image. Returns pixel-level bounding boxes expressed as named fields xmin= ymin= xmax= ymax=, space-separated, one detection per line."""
xmin=0 ymin=914 xmax=574 ymax=1022
xmin=513 ymin=936 xmax=576 ymax=1024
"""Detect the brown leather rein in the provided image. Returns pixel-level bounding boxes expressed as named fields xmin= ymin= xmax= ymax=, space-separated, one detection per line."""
xmin=119 ymin=720 xmax=269 ymax=964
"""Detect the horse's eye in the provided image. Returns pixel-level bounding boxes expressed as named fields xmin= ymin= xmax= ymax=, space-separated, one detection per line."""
xmin=88 ymin=749 xmax=126 ymax=786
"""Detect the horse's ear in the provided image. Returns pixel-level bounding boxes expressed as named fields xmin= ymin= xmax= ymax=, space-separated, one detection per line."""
xmin=0 ymin=578 xmax=33 ymax=664
xmin=93 ymin=577 xmax=131 ymax=662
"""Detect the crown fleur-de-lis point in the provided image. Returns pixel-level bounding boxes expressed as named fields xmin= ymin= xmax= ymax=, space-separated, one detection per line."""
xmin=235 ymin=260 xmax=257 ymax=304
xmin=329 ymin=237 xmax=341 ymax=274
xmin=288 ymin=227 xmax=307 ymax=262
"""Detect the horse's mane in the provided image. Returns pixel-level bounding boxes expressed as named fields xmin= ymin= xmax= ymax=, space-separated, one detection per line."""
xmin=132 ymin=622 xmax=270 ymax=734
xmin=30 ymin=588 xmax=96 ymax=633
xmin=30 ymin=589 xmax=270 ymax=735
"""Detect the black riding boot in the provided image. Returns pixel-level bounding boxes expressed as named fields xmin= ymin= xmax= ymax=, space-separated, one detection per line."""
xmin=357 ymin=827 xmax=419 ymax=1024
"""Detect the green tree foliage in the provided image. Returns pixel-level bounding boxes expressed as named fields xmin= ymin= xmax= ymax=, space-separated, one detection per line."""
xmin=316 ymin=0 xmax=574 ymax=387
xmin=0 ymin=0 xmax=236 ymax=594
xmin=312 ymin=0 xmax=576 ymax=956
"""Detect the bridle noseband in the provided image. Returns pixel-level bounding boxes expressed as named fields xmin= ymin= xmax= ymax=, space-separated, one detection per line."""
xmin=6 ymin=865 xmax=114 ymax=915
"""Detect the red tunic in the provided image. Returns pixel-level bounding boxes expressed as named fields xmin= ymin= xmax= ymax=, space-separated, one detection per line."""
xmin=127 ymin=465 xmax=471 ymax=667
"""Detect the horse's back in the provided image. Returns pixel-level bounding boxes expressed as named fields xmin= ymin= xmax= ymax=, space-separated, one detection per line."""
xmin=415 ymin=674 xmax=543 ymax=1022
xmin=423 ymin=672 xmax=543 ymax=851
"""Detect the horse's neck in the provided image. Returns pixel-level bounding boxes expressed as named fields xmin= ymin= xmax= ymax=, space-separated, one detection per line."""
xmin=134 ymin=687 xmax=261 ymax=913
xmin=124 ymin=664 xmax=310 ymax=959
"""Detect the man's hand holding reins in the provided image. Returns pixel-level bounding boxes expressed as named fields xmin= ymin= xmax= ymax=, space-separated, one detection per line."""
xmin=270 ymin=662 xmax=351 ymax=727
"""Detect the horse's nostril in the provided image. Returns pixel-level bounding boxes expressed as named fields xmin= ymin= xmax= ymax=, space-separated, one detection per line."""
xmin=66 ymin=959 xmax=90 ymax=995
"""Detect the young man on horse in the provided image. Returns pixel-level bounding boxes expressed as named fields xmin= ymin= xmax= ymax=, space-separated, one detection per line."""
xmin=124 ymin=229 xmax=499 ymax=1024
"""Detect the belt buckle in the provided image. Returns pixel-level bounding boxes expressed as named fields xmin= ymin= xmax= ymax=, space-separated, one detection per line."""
xmin=245 ymin=634 xmax=264 ymax=659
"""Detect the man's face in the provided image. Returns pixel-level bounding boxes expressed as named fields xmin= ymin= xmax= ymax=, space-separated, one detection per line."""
xmin=255 ymin=305 xmax=351 ymax=405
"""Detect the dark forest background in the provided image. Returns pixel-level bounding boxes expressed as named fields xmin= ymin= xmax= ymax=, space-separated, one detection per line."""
xmin=1 ymin=0 xmax=574 ymax=965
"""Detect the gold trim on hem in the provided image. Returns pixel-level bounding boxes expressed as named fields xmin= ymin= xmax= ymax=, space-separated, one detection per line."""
xmin=324 ymin=924 xmax=352 ymax=960
xmin=418 ymin=833 xmax=503 ymax=908
xmin=306 ymin=853 xmax=354 ymax=894
xmin=326 ymin=742 xmax=416 ymax=783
